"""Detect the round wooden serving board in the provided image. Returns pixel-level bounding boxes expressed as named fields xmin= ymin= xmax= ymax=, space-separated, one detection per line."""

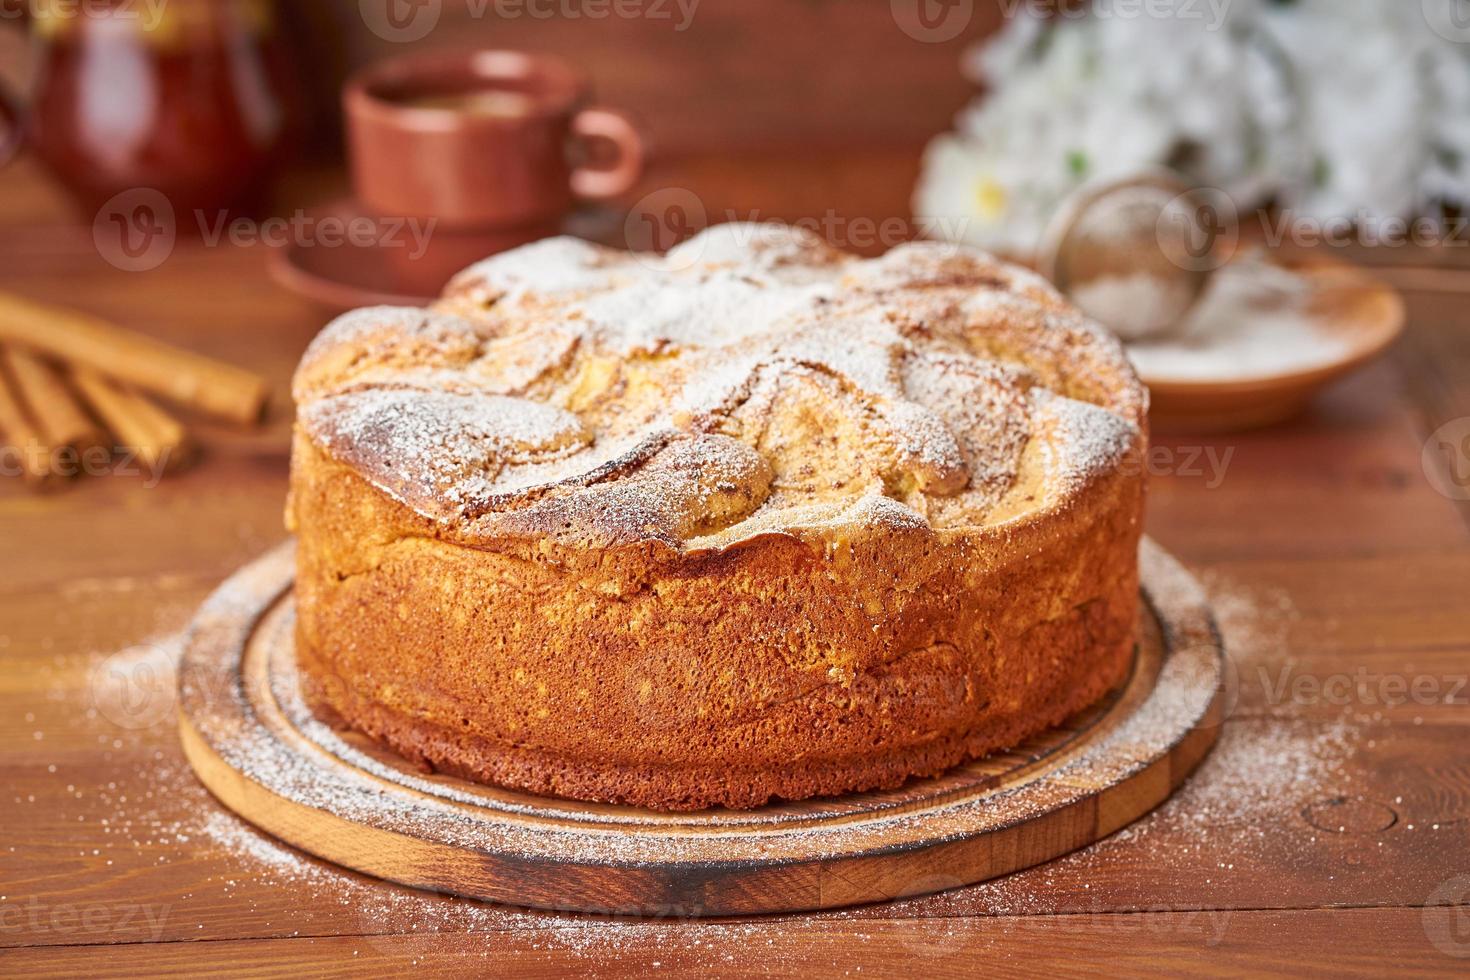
xmin=178 ymin=538 xmax=1224 ymax=916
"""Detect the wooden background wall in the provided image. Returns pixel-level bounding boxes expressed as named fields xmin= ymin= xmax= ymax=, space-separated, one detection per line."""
xmin=301 ymin=0 xmax=1004 ymax=154
xmin=2 ymin=1 xmax=1007 ymax=158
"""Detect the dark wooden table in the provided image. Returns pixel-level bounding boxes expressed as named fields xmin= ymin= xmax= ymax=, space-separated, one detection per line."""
xmin=2 ymin=153 xmax=1468 ymax=976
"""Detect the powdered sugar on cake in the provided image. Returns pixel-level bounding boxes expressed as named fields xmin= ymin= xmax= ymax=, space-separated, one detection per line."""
xmin=293 ymin=224 xmax=1146 ymax=547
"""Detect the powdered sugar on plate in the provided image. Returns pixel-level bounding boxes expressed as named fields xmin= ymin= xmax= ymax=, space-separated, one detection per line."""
xmin=1126 ymin=255 xmax=1351 ymax=382
xmin=1071 ymin=271 xmax=1202 ymax=342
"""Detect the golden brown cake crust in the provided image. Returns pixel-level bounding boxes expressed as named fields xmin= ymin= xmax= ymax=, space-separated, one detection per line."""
xmin=288 ymin=225 xmax=1148 ymax=811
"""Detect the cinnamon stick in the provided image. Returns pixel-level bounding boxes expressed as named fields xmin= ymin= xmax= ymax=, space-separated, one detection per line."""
xmin=72 ymin=369 xmax=193 ymax=474
xmin=0 ymin=291 xmax=268 ymax=425
xmin=0 ymin=360 xmax=59 ymax=487
xmin=1 ymin=346 xmax=106 ymax=454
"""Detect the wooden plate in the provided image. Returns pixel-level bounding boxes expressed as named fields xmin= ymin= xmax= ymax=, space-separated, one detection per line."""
xmin=178 ymin=538 xmax=1224 ymax=916
xmin=1140 ymin=256 xmax=1406 ymax=433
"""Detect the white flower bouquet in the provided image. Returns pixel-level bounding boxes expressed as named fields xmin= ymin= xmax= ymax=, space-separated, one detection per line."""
xmin=914 ymin=0 xmax=1470 ymax=256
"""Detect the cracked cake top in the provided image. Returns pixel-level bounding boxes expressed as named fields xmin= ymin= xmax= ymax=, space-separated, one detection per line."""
xmin=292 ymin=223 xmax=1145 ymax=551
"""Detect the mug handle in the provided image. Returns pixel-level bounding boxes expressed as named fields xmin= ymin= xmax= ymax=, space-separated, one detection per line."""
xmin=569 ymin=107 xmax=644 ymax=201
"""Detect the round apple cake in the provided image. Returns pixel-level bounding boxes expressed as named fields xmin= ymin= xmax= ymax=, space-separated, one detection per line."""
xmin=287 ymin=223 xmax=1148 ymax=811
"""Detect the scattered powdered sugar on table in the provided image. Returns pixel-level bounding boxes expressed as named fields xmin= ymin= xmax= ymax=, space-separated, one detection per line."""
xmin=931 ymin=569 xmax=1361 ymax=918
xmin=36 ymin=548 xmax=1371 ymax=959
xmin=938 ymin=715 xmax=1360 ymax=919
xmin=189 ymin=788 xmax=885 ymax=962
xmin=1126 ymin=255 xmax=1351 ymax=381
xmin=43 ymin=625 xmax=657 ymax=954
xmin=1200 ymin=566 xmax=1303 ymax=714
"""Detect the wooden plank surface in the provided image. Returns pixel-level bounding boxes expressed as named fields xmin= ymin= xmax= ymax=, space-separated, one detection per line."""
xmin=4 ymin=909 xmax=1460 ymax=978
xmin=2 ymin=154 xmax=1469 ymax=974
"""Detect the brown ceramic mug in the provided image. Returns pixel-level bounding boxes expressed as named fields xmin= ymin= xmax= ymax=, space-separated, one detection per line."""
xmin=344 ymin=50 xmax=644 ymax=230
